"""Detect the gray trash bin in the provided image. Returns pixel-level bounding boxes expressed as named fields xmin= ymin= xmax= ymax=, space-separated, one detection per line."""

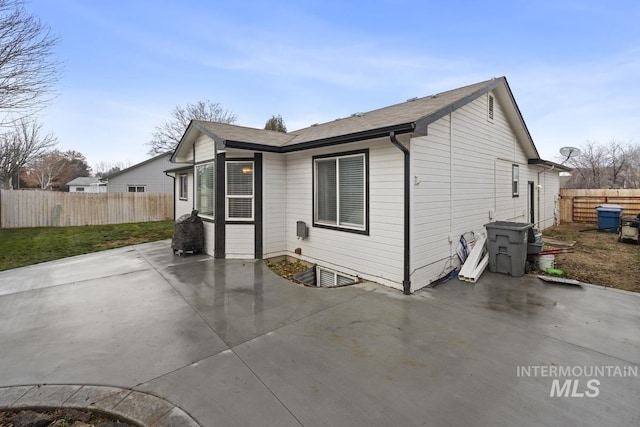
xmin=484 ymin=221 xmax=533 ymax=277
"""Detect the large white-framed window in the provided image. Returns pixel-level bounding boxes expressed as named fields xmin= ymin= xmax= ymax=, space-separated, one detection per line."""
xmin=226 ymin=161 xmax=254 ymax=221
xmin=179 ymin=173 xmax=188 ymax=201
xmin=512 ymin=164 xmax=519 ymax=197
xmin=313 ymin=150 xmax=368 ymax=233
xmin=196 ymin=162 xmax=215 ymax=218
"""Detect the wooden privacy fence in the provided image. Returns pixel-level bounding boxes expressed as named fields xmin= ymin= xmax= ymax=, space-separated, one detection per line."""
xmin=560 ymin=189 xmax=640 ymax=224
xmin=0 ymin=190 xmax=174 ymax=228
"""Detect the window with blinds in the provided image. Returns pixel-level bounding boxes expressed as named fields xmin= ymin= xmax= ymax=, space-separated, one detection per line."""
xmin=196 ymin=162 xmax=215 ymax=218
xmin=314 ymin=151 xmax=367 ymax=232
xmin=226 ymin=161 xmax=254 ymax=220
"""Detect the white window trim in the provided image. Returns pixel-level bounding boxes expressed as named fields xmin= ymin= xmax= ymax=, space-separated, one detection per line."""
xmin=127 ymin=185 xmax=146 ymax=193
xmin=512 ymin=164 xmax=520 ymax=197
xmin=225 ymin=161 xmax=254 ymax=221
xmin=179 ymin=173 xmax=188 ymax=201
xmin=195 ymin=161 xmax=215 ymax=220
xmin=313 ymin=152 xmax=367 ymax=232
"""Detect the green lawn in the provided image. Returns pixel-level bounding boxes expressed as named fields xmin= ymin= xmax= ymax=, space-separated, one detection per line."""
xmin=0 ymin=221 xmax=174 ymax=271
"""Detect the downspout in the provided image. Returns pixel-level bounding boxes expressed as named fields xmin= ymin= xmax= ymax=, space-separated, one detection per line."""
xmin=192 ymin=144 xmax=196 ymax=210
xmin=164 ymin=171 xmax=176 ymax=220
xmin=536 ymin=164 xmax=555 ymax=228
xmin=389 ymin=131 xmax=411 ymax=295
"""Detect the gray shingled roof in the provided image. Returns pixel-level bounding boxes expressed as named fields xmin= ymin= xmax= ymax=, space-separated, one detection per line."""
xmin=66 ymin=177 xmax=105 ymax=186
xmin=193 ymin=121 xmax=294 ymax=146
xmin=186 ymin=78 xmax=500 ymax=149
xmin=173 ymin=76 xmax=543 ymax=159
xmin=285 ymin=79 xmax=497 ymax=146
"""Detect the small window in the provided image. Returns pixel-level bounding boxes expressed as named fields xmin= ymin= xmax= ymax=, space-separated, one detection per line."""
xmin=488 ymin=94 xmax=495 ymax=121
xmin=314 ymin=150 xmax=368 ymax=232
xmin=76 ymin=187 xmax=85 ymax=192
xmin=128 ymin=186 xmax=145 ymax=193
xmin=226 ymin=161 xmax=254 ymax=221
xmin=512 ymin=164 xmax=519 ymax=197
xmin=196 ymin=162 xmax=215 ymax=218
xmin=179 ymin=174 xmax=188 ymax=201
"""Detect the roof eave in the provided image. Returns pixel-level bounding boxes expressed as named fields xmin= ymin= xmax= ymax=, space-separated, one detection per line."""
xmin=415 ymin=77 xmax=505 ymax=133
xmin=528 ymin=158 xmax=572 ymax=172
xmin=164 ymin=163 xmax=194 ymax=173
xmin=225 ymin=122 xmax=417 ymax=153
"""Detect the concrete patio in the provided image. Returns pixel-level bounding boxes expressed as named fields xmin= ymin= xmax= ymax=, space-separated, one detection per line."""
xmin=0 ymin=240 xmax=638 ymax=426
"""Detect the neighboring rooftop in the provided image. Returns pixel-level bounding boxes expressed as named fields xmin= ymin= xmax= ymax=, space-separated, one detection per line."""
xmin=66 ymin=177 xmax=106 ymax=186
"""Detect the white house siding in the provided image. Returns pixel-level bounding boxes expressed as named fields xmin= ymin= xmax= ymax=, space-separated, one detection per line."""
xmin=284 ymin=138 xmax=405 ymax=290
xmin=536 ymin=168 xmax=561 ymax=229
xmin=107 ymin=154 xmax=173 ymax=193
xmin=410 ymin=119 xmax=454 ymax=292
xmin=194 ymin=134 xmax=215 ymax=162
xmin=263 ymin=152 xmax=287 ymax=258
xmin=174 ymin=170 xmax=193 ymax=219
xmin=226 ymin=224 xmax=255 ymax=258
xmin=410 ymin=91 xmax=558 ymax=290
xmin=173 ymin=144 xmax=194 ymax=163
xmin=69 ymin=184 xmax=106 ymax=193
xmin=203 ymin=222 xmax=215 ymax=255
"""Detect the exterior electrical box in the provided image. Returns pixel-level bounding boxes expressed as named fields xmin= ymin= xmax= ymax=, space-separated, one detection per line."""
xmin=296 ymin=221 xmax=308 ymax=239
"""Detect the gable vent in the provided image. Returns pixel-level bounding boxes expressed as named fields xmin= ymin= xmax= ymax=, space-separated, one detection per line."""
xmin=488 ymin=95 xmax=495 ymax=121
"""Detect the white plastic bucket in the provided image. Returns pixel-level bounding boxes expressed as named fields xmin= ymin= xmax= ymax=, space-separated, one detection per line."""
xmin=537 ymin=254 xmax=554 ymax=271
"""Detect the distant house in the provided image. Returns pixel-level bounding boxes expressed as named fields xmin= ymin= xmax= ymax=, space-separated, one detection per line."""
xmin=105 ymin=152 xmax=174 ymax=193
xmin=67 ymin=177 xmax=107 ymax=193
xmin=168 ymin=76 xmax=570 ymax=294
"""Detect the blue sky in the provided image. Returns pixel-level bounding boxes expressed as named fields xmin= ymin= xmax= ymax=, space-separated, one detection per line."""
xmin=30 ymin=0 xmax=640 ymax=170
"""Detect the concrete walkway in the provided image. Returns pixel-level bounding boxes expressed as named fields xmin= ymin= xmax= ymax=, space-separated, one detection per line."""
xmin=0 ymin=240 xmax=638 ymax=426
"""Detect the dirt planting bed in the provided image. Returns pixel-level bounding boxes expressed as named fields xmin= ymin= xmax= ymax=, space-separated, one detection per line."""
xmin=542 ymin=223 xmax=640 ymax=293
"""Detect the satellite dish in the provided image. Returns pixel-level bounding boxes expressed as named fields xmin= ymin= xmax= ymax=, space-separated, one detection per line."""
xmin=559 ymin=146 xmax=581 ymax=164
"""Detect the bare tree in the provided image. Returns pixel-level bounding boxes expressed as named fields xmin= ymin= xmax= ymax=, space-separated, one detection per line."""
xmin=623 ymin=145 xmax=640 ymax=188
xmin=264 ymin=114 xmax=287 ymax=132
xmin=0 ymin=118 xmax=57 ymax=189
xmin=55 ymin=150 xmax=90 ymax=191
xmin=565 ymin=140 xmax=638 ymax=188
xmin=23 ymin=149 xmax=65 ymax=189
xmin=0 ymin=0 xmax=61 ymax=124
xmin=147 ymin=100 xmax=237 ymax=155
xmin=94 ymin=160 xmax=132 ymax=178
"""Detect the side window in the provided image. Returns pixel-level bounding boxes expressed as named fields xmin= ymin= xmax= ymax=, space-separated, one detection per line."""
xmin=313 ymin=150 xmax=368 ymax=233
xmin=196 ymin=162 xmax=215 ymax=218
xmin=179 ymin=174 xmax=188 ymax=200
xmin=512 ymin=164 xmax=519 ymax=197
